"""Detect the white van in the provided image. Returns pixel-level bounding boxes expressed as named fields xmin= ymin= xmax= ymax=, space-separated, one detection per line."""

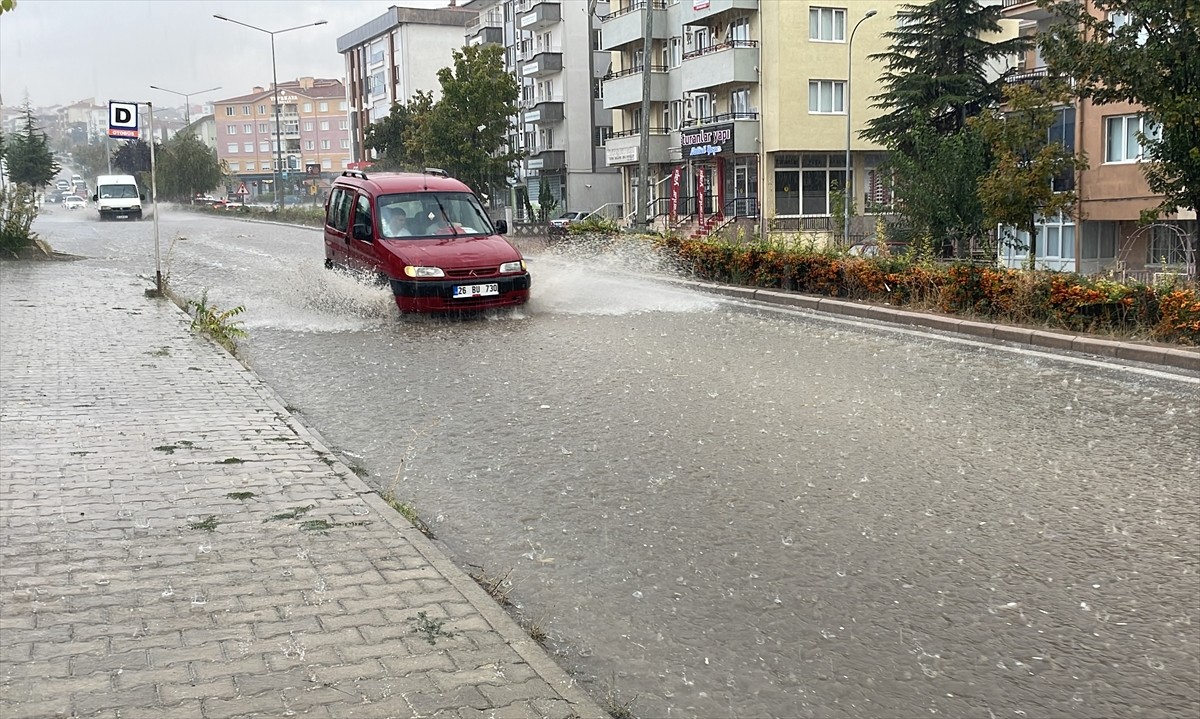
xmin=92 ymin=174 xmax=143 ymax=220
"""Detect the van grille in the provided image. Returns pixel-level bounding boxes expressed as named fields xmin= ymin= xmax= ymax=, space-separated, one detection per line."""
xmin=444 ymin=266 xmax=499 ymax=278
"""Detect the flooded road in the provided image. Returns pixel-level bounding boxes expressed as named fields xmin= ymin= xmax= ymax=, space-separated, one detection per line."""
xmin=37 ymin=207 xmax=1200 ymax=718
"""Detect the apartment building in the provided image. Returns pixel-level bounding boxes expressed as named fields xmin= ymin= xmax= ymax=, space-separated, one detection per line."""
xmin=461 ymin=0 xmax=620 ymax=218
xmin=1000 ymin=0 xmax=1196 ymax=279
xmin=601 ymin=0 xmax=907 ymax=235
xmin=213 ymin=78 xmax=351 ymax=197
xmin=337 ymin=6 xmax=473 ymax=165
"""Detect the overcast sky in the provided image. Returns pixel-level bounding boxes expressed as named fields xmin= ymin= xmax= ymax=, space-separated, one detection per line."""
xmin=0 ymin=0 xmax=452 ymax=110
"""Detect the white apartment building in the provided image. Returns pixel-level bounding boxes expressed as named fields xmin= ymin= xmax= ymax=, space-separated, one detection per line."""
xmin=337 ymin=6 xmax=475 ymax=164
xmin=462 ymin=0 xmax=621 ymax=218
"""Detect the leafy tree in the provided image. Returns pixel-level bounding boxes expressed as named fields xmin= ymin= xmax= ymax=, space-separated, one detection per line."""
xmin=536 ymin=179 xmax=558 ymax=222
xmin=0 ymin=0 xmax=16 ymax=15
xmin=158 ymin=133 xmax=225 ymax=201
xmin=112 ymin=139 xmax=154 ymax=175
xmin=863 ymin=0 xmax=1031 ymax=151
xmin=407 ymin=44 xmax=522 ymax=198
xmin=73 ymin=142 xmax=111 ymax=181
xmin=3 ymin=103 xmax=60 ymax=188
xmin=972 ymin=82 xmax=1086 ymax=269
xmin=365 ymin=93 xmax=430 ymax=171
xmin=1039 ymin=0 xmax=1200 ymax=234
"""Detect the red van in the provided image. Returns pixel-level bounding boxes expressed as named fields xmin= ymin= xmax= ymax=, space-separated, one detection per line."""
xmin=323 ymin=169 xmax=530 ymax=313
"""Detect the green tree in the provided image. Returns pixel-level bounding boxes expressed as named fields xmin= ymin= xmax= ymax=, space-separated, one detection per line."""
xmin=407 ymin=44 xmax=522 ymax=198
xmin=863 ymin=0 xmax=1031 ymax=151
xmin=158 ymin=133 xmax=226 ymax=201
xmin=1039 ymin=0 xmax=1200 ymax=234
xmin=365 ymin=93 xmax=431 ymax=171
xmin=0 ymin=0 xmax=17 ymax=15
xmin=3 ymin=103 xmax=60 ymax=188
xmin=73 ymin=142 xmax=111 ymax=181
xmin=973 ymin=82 xmax=1086 ymax=269
xmin=112 ymin=139 xmax=153 ymax=175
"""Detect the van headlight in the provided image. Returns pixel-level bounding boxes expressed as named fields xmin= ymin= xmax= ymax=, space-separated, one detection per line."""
xmin=403 ymin=265 xmax=445 ymax=278
xmin=499 ymin=260 xmax=525 ymax=273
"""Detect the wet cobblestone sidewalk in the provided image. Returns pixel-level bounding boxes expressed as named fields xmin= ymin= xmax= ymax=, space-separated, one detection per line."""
xmin=0 ymin=262 xmax=603 ymax=719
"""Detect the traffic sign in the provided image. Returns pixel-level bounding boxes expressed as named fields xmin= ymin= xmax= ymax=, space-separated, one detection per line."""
xmin=309 ymin=183 xmax=318 ymax=196
xmin=108 ymin=101 xmax=139 ymax=139
xmin=235 ymin=182 xmax=249 ymax=196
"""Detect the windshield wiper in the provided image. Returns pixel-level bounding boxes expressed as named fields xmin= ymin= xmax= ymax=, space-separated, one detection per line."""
xmin=432 ymin=195 xmax=459 ymax=236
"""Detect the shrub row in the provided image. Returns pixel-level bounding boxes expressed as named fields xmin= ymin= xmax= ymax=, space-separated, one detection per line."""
xmin=653 ymin=235 xmax=1200 ymax=346
xmin=188 ymin=203 xmax=325 ymax=228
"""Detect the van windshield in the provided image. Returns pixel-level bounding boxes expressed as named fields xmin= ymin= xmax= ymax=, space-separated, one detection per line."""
xmin=99 ymin=185 xmax=138 ymax=199
xmin=376 ymin=192 xmax=494 ymax=239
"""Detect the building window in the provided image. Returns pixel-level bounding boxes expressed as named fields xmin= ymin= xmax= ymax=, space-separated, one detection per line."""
xmin=809 ymin=80 xmax=845 ymax=114
xmin=593 ymin=29 xmax=602 ymax=50
xmin=339 ymin=101 xmax=347 ymax=111
xmin=243 ymin=142 xmax=253 ymax=153
xmin=305 ymin=140 xmax=315 ymax=150
xmin=227 ymin=143 xmax=238 ymax=153
xmin=304 ymin=121 xmax=314 ymax=131
xmin=799 ymin=154 xmax=848 ymax=216
xmin=1106 ymin=114 xmax=1159 ymax=163
xmin=321 ymin=139 xmax=331 ymax=150
xmin=319 ymin=101 xmax=329 ymax=112
xmin=1147 ymin=223 xmax=1193 ymax=266
xmin=731 ymin=88 xmax=751 ymax=115
xmin=224 ymin=107 xmax=235 ymax=116
xmin=1002 ymin=212 xmax=1075 ymax=260
xmin=303 ymin=102 xmax=313 ymax=113
xmin=863 ymin=154 xmax=894 ymax=212
xmin=242 ymin=105 xmax=251 ymax=115
xmin=320 ymin=120 xmax=330 ymax=131
xmin=246 ymin=162 xmax=255 ymax=171
xmin=227 ymin=125 xmax=237 ymax=135
xmin=728 ymin=17 xmax=750 ymax=43
xmin=670 ymin=100 xmax=683 ymax=130
xmin=260 ymin=141 xmax=269 ymax=152
xmin=1110 ymin=11 xmax=1149 ymax=44
xmin=228 ymin=161 xmax=240 ymax=171
xmin=243 ymin=123 xmax=253 ymax=134
xmin=594 ymin=126 xmax=612 ymax=147
xmin=258 ymin=105 xmax=267 ymax=115
xmin=592 ymin=77 xmax=603 ymax=100
xmin=809 ymin=7 xmax=846 ymax=42
xmin=340 ymin=139 xmax=349 ymax=149
xmin=669 ymin=37 xmax=682 ymax=67
xmin=339 ymin=120 xmax=348 ymax=130
xmin=322 ymin=158 xmax=332 ymax=169
xmin=1082 ymin=221 xmax=1118 ymax=261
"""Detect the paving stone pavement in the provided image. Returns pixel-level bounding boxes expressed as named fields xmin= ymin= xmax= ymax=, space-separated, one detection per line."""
xmin=0 ymin=262 xmax=606 ymax=719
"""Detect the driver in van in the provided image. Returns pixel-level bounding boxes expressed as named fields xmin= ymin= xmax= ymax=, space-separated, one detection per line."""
xmin=380 ymin=205 xmax=410 ymax=237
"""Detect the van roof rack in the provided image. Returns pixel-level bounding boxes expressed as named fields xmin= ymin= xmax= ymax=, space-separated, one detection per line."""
xmin=342 ymin=169 xmax=369 ymax=180
xmin=423 ymin=167 xmax=448 ymax=177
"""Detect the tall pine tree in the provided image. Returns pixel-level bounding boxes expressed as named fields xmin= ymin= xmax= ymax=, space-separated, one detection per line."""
xmin=4 ymin=103 xmax=60 ymax=188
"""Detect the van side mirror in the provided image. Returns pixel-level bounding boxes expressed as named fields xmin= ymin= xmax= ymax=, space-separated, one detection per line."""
xmin=495 ymin=219 xmax=508 ymax=235
xmin=140 ymin=193 xmax=146 ymax=201
xmin=91 ymin=194 xmax=98 ymax=202
xmin=352 ymin=223 xmax=373 ymax=242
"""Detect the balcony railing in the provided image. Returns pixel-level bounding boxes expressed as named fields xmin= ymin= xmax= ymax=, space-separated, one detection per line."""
xmin=600 ymin=0 xmax=666 ymax=22
xmin=607 ymin=127 xmax=671 ymax=140
xmin=681 ymin=111 xmax=759 ymax=128
xmin=603 ymin=64 xmax=669 ymax=80
xmin=682 ymin=38 xmax=758 ymax=61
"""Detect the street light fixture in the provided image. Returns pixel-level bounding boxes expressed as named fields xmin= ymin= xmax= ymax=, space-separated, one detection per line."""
xmin=213 ymin=14 xmax=327 ymax=210
xmin=148 ymin=85 xmax=222 ymax=127
xmin=845 ymin=9 xmax=877 ymax=247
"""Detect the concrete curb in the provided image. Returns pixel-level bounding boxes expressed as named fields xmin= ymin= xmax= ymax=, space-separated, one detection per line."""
xmin=150 ymin=284 xmax=608 ymax=718
xmin=680 ymin=279 xmax=1200 ymax=373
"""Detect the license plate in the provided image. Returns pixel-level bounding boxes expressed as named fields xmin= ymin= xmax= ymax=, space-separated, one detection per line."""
xmin=453 ymin=283 xmax=499 ymax=298
xmin=116 ymin=214 xmax=128 ymax=219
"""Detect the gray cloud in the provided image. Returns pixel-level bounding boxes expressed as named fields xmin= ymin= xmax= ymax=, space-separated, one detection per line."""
xmin=1 ymin=0 xmax=450 ymax=109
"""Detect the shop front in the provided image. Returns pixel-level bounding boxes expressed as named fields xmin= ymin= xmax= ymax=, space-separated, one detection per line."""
xmin=670 ymin=121 xmax=759 ymax=224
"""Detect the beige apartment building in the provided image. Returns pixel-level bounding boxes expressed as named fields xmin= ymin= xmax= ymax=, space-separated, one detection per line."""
xmin=601 ymin=0 xmax=909 ymax=236
xmin=1001 ymin=0 xmax=1196 ymax=279
xmin=213 ymin=78 xmax=351 ymax=199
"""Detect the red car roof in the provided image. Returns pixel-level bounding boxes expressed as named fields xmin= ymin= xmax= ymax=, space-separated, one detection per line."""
xmin=333 ymin=171 xmax=473 ymax=195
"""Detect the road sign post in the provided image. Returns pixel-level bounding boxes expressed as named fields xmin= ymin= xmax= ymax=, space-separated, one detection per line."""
xmin=108 ymin=101 xmax=139 ymax=139
xmin=146 ymin=102 xmax=162 ymax=295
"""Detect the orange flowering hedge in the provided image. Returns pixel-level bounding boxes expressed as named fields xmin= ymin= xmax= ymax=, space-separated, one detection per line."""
xmin=654 ymin=236 xmax=1200 ymax=345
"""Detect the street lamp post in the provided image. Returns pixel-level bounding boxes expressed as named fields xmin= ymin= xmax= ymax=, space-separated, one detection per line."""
xmin=213 ymin=15 xmax=327 ymax=210
xmin=845 ymin=9 xmax=877 ymax=247
xmin=148 ymin=85 xmax=222 ymax=128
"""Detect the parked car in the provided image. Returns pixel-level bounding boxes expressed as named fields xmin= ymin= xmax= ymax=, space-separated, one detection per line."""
xmin=62 ymin=195 xmax=86 ymax=210
xmin=323 ymin=168 xmax=530 ymax=314
xmin=548 ymin=210 xmax=589 ymax=235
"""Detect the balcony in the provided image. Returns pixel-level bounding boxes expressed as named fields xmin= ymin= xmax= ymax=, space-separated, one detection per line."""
xmin=600 ymin=1 xmax=669 ymax=51
xmin=523 ymin=51 xmax=563 ymax=78
xmin=1001 ymin=0 xmax=1053 ymax=21
xmin=602 ymin=65 xmax=670 ymax=109
xmin=468 ymin=26 xmax=503 ymax=47
xmin=526 ymin=148 xmax=566 ymax=171
xmin=603 ymin=128 xmax=671 ymax=166
xmin=1004 ymin=65 xmax=1051 ymax=86
xmin=682 ymin=0 xmax=758 ymax=24
xmin=519 ymin=1 xmax=561 ymax=31
xmin=680 ymin=112 xmax=760 ymax=155
xmin=681 ymin=39 xmax=759 ymax=92
xmin=524 ymin=98 xmax=565 ymax=124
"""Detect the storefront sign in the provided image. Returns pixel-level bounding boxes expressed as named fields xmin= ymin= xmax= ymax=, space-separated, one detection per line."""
xmin=605 ymin=145 xmax=639 ymax=165
xmin=693 ymin=0 xmax=711 ymax=9
xmin=680 ymin=124 xmax=733 ymax=158
xmin=697 ymin=167 xmax=706 ymax=225
xmin=669 ymin=166 xmax=682 ymax=221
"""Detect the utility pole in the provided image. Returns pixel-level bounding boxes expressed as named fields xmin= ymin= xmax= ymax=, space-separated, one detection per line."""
xmin=635 ymin=2 xmax=653 ymax=231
